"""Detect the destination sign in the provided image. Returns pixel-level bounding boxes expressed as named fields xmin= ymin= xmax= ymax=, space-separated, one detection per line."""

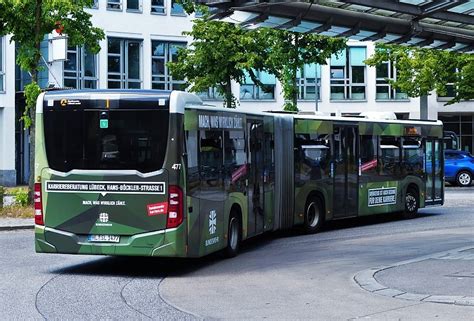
xmin=368 ymin=187 xmax=397 ymax=207
xmin=45 ymin=181 xmax=165 ymax=195
xmin=198 ymin=114 xmax=243 ymax=130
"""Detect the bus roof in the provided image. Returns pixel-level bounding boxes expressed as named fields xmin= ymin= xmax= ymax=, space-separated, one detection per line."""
xmin=186 ymin=104 xmax=443 ymax=127
xmin=39 ymin=90 xmax=443 ymax=127
xmin=43 ymin=89 xmax=172 ymax=98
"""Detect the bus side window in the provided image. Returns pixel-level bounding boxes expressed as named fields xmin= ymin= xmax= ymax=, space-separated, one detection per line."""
xmin=223 ymin=130 xmax=246 ymax=192
xmin=402 ymin=137 xmax=423 ymax=176
xmin=379 ymin=136 xmax=401 ymax=178
xmin=295 ymin=133 xmax=330 ymax=182
xmin=199 ymin=130 xmax=224 ymax=191
xmin=360 ymin=135 xmax=378 ymax=177
xmin=185 ymin=130 xmax=200 ymax=195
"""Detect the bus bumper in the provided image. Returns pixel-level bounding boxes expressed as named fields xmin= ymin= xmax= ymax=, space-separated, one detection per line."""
xmin=35 ymin=224 xmax=187 ymax=257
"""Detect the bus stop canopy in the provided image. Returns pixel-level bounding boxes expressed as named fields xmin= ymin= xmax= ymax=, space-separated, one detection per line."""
xmin=197 ymin=0 xmax=474 ymax=53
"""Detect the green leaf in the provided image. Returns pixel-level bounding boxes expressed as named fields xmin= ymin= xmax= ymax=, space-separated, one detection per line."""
xmin=366 ymin=44 xmax=474 ymax=104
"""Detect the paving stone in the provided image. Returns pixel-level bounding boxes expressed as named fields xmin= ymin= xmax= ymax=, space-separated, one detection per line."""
xmin=354 ymin=269 xmax=376 ymax=285
xmin=373 ymin=288 xmax=405 ymax=298
xmin=360 ymin=282 xmax=387 ymax=292
xmin=422 ymin=295 xmax=466 ymax=304
xmin=454 ymin=297 xmax=474 ymax=306
xmin=394 ymin=292 xmax=430 ymax=301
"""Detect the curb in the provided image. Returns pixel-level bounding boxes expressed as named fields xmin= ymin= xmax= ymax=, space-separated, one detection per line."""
xmin=354 ymin=246 xmax=474 ymax=307
xmin=0 ymin=224 xmax=35 ymax=231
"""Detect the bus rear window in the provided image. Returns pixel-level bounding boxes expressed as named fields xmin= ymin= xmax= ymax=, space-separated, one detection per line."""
xmin=43 ymin=109 xmax=169 ymax=172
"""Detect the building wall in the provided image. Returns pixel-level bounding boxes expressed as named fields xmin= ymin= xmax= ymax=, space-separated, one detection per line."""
xmin=0 ymin=36 xmax=17 ymax=186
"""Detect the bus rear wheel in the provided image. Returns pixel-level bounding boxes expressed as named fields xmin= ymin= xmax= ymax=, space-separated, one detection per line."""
xmin=223 ymin=211 xmax=241 ymax=258
xmin=304 ymin=197 xmax=323 ymax=234
xmin=402 ymin=188 xmax=419 ymax=219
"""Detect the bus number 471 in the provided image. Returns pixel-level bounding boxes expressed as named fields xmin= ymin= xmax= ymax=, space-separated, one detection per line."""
xmin=172 ymin=164 xmax=182 ymax=170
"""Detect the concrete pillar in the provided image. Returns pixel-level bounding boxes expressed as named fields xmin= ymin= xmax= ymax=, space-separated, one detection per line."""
xmin=420 ymin=95 xmax=428 ymax=120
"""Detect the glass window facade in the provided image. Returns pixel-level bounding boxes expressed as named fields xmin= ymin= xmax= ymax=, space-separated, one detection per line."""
xmin=330 ymin=47 xmax=366 ymax=100
xmin=240 ymin=71 xmax=276 ymax=100
xmin=151 ymin=40 xmax=186 ymax=90
xmin=107 ymin=0 xmax=122 ymax=10
xmin=151 ymin=0 xmax=165 ymax=14
xmin=64 ymin=46 xmax=98 ymax=89
xmin=127 ymin=0 xmax=141 ymax=11
xmin=439 ymin=114 xmax=474 ymax=153
xmin=197 ymin=87 xmax=224 ymax=101
xmin=107 ymin=38 xmax=142 ymax=89
xmin=297 ymin=64 xmax=321 ymax=101
xmin=15 ymin=39 xmax=49 ymax=90
xmin=375 ymin=60 xmax=408 ymax=100
xmin=171 ymin=0 xmax=185 ymax=15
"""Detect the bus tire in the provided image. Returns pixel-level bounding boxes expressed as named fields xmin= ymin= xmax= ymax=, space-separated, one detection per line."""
xmin=304 ymin=196 xmax=323 ymax=234
xmin=456 ymin=171 xmax=472 ymax=187
xmin=402 ymin=188 xmax=419 ymax=219
xmin=223 ymin=210 xmax=241 ymax=258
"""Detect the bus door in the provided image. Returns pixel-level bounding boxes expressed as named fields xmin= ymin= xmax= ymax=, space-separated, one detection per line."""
xmin=425 ymin=139 xmax=444 ymax=205
xmin=247 ymin=119 xmax=265 ymax=236
xmin=333 ymin=125 xmax=359 ymax=218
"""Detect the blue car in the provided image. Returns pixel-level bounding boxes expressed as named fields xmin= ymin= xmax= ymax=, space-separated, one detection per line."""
xmin=445 ymin=150 xmax=474 ymax=187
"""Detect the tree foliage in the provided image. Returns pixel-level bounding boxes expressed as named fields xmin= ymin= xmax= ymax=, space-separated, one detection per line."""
xmin=168 ymin=15 xmax=265 ymax=108
xmin=365 ymin=44 xmax=474 ymax=105
xmin=255 ymin=30 xmax=346 ymax=111
xmin=171 ymin=1 xmax=346 ymax=110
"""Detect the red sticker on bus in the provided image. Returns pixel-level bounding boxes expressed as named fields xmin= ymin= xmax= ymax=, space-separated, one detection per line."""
xmin=147 ymin=202 xmax=168 ymax=216
xmin=361 ymin=159 xmax=377 ymax=172
xmin=232 ymin=164 xmax=248 ymax=183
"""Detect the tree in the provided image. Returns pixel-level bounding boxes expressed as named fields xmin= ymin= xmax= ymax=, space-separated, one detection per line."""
xmin=171 ymin=1 xmax=346 ymax=111
xmin=254 ymin=29 xmax=346 ymax=111
xmin=365 ymin=44 xmax=474 ymax=105
xmin=168 ymin=8 xmax=271 ymax=108
xmin=170 ymin=0 xmax=243 ymax=108
xmin=0 ymin=0 xmax=104 ymax=197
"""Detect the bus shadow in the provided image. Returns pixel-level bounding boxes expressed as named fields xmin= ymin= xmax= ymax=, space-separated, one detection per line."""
xmin=52 ymin=212 xmax=439 ymax=277
xmin=53 ymin=253 xmax=224 ymax=278
xmin=53 ymin=234 xmax=277 ymax=278
xmin=322 ymin=211 xmax=438 ymax=232
xmin=271 ymin=210 xmax=439 ymax=238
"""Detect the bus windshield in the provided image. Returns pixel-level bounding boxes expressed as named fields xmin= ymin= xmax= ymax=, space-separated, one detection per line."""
xmin=43 ymin=108 xmax=169 ymax=173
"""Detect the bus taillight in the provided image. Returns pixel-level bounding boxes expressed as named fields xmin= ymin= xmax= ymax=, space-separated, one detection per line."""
xmin=34 ymin=183 xmax=44 ymax=225
xmin=167 ymin=185 xmax=183 ymax=229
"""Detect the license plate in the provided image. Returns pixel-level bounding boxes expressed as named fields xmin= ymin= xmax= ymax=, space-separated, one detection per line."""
xmin=88 ymin=235 xmax=120 ymax=243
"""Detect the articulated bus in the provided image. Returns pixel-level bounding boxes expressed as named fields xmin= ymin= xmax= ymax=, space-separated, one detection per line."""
xmin=34 ymin=90 xmax=444 ymax=257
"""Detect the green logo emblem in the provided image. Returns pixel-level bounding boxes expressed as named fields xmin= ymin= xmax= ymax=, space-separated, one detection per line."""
xmin=100 ymin=119 xmax=109 ymax=129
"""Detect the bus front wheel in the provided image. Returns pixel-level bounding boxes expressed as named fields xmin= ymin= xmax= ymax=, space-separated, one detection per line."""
xmin=304 ymin=197 xmax=323 ymax=234
xmin=223 ymin=211 xmax=241 ymax=258
xmin=402 ymin=188 xmax=419 ymax=219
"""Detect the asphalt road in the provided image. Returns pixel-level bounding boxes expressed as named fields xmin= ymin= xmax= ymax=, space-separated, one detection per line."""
xmin=0 ymin=187 xmax=473 ymax=320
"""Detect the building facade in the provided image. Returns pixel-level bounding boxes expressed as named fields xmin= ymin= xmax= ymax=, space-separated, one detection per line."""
xmin=0 ymin=0 xmax=473 ymax=186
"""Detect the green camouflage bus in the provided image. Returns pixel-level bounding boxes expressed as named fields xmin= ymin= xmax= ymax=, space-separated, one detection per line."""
xmin=34 ymin=90 xmax=444 ymax=257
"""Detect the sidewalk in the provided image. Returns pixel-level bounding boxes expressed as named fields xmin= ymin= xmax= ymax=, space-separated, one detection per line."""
xmin=354 ymin=246 xmax=474 ymax=306
xmin=0 ymin=218 xmax=34 ymax=231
